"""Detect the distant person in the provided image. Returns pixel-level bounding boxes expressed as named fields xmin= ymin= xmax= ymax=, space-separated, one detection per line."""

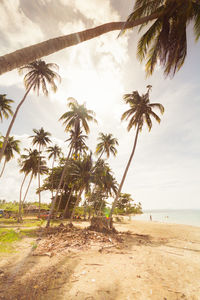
xmin=150 ymin=214 xmax=152 ymax=221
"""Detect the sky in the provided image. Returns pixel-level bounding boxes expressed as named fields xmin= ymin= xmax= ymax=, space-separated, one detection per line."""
xmin=0 ymin=0 xmax=200 ymax=210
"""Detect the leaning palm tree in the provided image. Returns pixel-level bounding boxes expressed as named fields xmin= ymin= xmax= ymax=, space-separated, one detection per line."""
xmin=109 ymin=86 xmax=164 ymax=223
xmin=95 ymin=133 xmax=118 ymax=160
xmin=18 ymin=148 xmax=48 ymax=221
xmin=0 ymin=136 xmax=20 ymax=178
xmin=0 ymin=60 xmax=60 ymax=163
xmin=0 ymin=94 xmax=14 ymax=122
xmin=46 ymin=98 xmax=96 ymax=226
xmin=30 ymin=127 xmax=52 ymax=217
xmin=46 ymin=144 xmax=62 ymax=198
xmin=1 ymin=1 xmax=199 ymax=76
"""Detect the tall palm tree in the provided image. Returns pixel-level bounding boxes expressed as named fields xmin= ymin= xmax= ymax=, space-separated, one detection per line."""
xmin=0 ymin=136 xmax=20 ymax=178
xmin=46 ymin=98 xmax=96 ymax=226
xmin=18 ymin=148 xmax=48 ymax=221
xmin=95 ymin=133 xmax=118 ymax=160
xmin=1 ymin=1 xmax=199 ymax=76
xmin=0 ymin=60 xmax=60 ymax=163
xmin=0 ymin=94 xmax=14 ymax=122
xmin=30 ymin=127 xmax=52 ymax=217
xmin=46 ymin=144 xmax=62 ymax=198
xmin=109 ymin=86 xmax=164 ymax=223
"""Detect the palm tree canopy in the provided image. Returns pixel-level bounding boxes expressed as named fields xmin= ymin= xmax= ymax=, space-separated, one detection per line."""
xmin=0 ymin=94 xmax=14 ymax=122
xmin=71 ymin=153 xmax=93 ymax=192
xmin=125 ymin=0 xmax=200 ymax=76
xmin=18 ymin=60 xmax=61 ymax=95
xmin=46 ymin=144 xmax=62 ymax=160
xmin=1 ymin=136 xmax=20 ymax=162
xmin=30 ymin=127 xmax=52 ymax=149
xmin=59 ymin=97 xmax=97 ymax=134
xmin=121 ymin=86 xmax=164 ymax=132
xmin=96 ymin=133 xmax=119 ymax=158
xmin=66 ymin=127 xmax=88 ymax=157
xmin=19 ymin=148 xmax=48 ymax=176
xmin=94 ymin=159 xmax=118 ymax=196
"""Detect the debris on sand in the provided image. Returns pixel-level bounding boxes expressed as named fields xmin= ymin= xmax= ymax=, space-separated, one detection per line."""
xmin=33 ymin=223 xmax=124 ymax=257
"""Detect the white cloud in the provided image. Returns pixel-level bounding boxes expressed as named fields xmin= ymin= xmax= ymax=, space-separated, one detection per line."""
xmin=60 ymin=0 xmax=119 ymax=24
xmin=0 ymin=0 xmax=44 ymax=54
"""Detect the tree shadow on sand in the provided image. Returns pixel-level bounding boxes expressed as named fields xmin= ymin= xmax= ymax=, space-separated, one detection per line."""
xmin=0 ymin=249 xmax=79 ymax=300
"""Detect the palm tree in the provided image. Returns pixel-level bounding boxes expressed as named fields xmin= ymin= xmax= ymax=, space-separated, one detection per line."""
xmin=1 ymin=1 xmax=199 ymax=76
xmin=59 ymin=97 xmax=97 ymax=134
xmin=66 ymin=128 xmax=88 ymax=159
xmin=95 ymin=133 xmax=118 ymax=160
xmin=0 ymin=136 xmax=20 ymax=178
xmin=109 ymin=86 xmax=164 ymax=224
xmin=46 ymin=98 xmax=96 ymax=226
xmin=0 ymin=60 xmax=60 ymax=163
xmin=125 ymin=0 xmax=200 ymax=76
xmin=69 ymin=153 xmax=94 ymax=222
xmin=0 ymin=94 xmax=14 ymax=122
xmin=46 ymin=144 xmax=62 ymax=198
xmin=93 ymin=160 xmax=118 ymax=215
xmin=30 ymin=127 xmax=51 ymax=217
xmin=55 ymin=130 xmax=88 ymax=215
xmin=18 ymin=148 xmax=48 ymax=221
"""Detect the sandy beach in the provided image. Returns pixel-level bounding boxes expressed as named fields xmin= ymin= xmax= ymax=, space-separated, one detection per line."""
xmin=0 ymin=219 xmax=200 ymax=300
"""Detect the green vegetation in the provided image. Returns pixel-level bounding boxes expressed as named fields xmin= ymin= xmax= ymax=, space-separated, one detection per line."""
xmin=0 ymin=229 xmax=21 ymax=253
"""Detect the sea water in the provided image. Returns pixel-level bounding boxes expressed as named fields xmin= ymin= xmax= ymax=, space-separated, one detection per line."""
xmin=132 ymin=209 xmax=200 ymax=227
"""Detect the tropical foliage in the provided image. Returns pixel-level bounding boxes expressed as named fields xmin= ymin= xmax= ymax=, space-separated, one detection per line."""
xmin=0 ymin=94 xmax=13 ymax=122
xmin=0 ymin=60 xmax=60 ymax=164
xmin=0 ymin=136 xmax=20 ymax=178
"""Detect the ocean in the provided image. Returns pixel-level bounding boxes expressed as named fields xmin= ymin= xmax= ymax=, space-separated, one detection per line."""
xmin=132 ymin=209 xmax=200 ymax=227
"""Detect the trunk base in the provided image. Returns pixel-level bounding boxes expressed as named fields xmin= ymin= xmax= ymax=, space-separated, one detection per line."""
xmin=88 ymin=216 xmax=117 ymax=233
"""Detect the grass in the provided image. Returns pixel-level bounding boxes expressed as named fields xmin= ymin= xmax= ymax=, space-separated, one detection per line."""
xmin=0 ymin=227 xmax=38 ymax=253
xmin=0 ymin=217 xmax=45 ymax=227
xmin=0 ymin=229 xmax=21 ymax=253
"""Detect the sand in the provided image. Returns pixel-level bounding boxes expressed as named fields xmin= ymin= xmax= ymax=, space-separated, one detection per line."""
xmin=0 ymin=219 xmax=200 ymax=300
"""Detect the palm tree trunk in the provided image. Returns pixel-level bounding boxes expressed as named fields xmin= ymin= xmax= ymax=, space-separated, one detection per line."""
xmin=0 ymin=85 xmax=33 ymax=163
xmin=109 ymin=124 xmax=140 ymax=225
xmin=62 ymin=188 xmax=73 ymax=219
xmin=70 ymin=187 xmax=84 ymax=223
xmin=51 ymin=157 xmax=55 ymax=199
xmin=55 ymin=181 xmax=66 ymax=215
xmin=0 ymin=14 xmax=159 ymax=75
xmin=18 ymin=173 xmax=27 ymax=222
xmin=0 ymin=159 xmax=6 ymax=178
xmin=97 ymin=200 xmax=104 ymax=216
xmin=38 ymin=145 xmax=41 ymax=218
xmin=93 ymin=150 xmax=104 ymax=169
xmin=22 ymin=172 xmax=34 ymax=203
xmin=46 ymin=145 xmax=73 ymax=227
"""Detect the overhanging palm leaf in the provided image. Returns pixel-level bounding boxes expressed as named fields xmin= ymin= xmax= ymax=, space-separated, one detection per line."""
xmin=124 ymin=0 xmax=200 ymax=76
